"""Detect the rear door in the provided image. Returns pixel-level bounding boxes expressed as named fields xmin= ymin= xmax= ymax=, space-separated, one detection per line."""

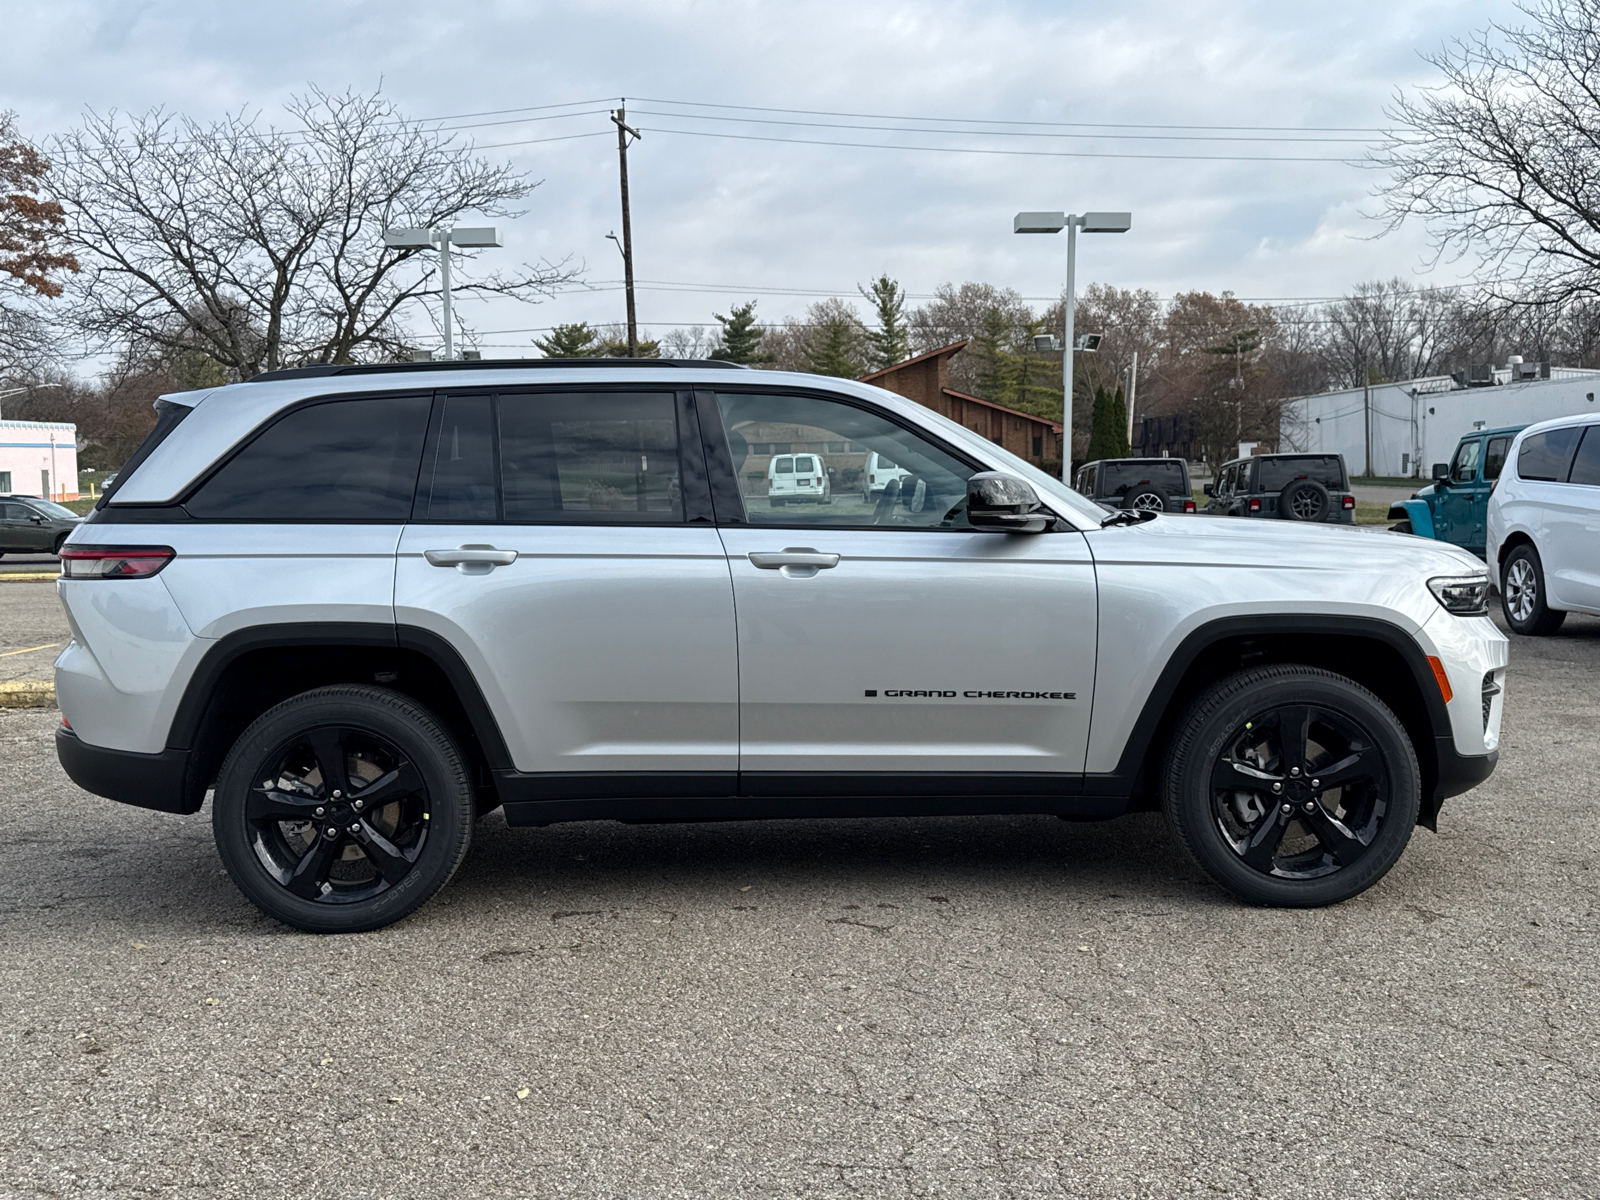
xmin=704 ymin=387 xmax=1097 ymax=794
xmin=394 ymin=388 xmax=738 ymax=791
xmin=1546 ymin=425 xmax=1600 ymax=611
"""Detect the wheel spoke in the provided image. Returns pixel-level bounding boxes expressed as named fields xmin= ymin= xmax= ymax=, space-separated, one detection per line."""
xmin=284 ymin=832 xmax=342 ymax=899
xmin=1275 ymin=706 xmax=1312 ymax=774
xmin=1301 ymin=804 xmax=1370 ymax=866
xmin=348 ymin=761 xmax=424 ymax=809
xmin=351 ymin=819 xmax=416 ymax=885
xmin=307 ymin=728 xmax=352 ymax=799
xmin=1311 ymin=747 xmax=1374 ymax=790
xmin=1239 ymin=808 xmax=1290 ymax=872
xmin=247 ymin=787 xmax=324 ymax=824
xmin=1212 ymin=755 xmax=1281 ymax=791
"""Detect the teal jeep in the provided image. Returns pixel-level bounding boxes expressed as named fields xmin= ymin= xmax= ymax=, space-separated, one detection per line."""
xmin=1387 ymin=425 xmax=1525 ymax=557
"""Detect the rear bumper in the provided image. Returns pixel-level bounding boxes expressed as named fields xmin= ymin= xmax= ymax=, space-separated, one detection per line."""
xmin=55 ymin=725 xmax=200 ymax=815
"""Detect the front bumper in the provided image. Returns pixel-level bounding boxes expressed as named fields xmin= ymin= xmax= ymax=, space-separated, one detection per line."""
xmin=56 ymin=725 xmax=201 ymax=815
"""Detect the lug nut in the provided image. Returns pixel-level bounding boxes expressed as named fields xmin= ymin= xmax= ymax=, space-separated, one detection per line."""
xmin=314 ymin=807 xmax=325 ymax=817
xmin=1272 ymin=783 xmax=1282 ymax=793
xmin=1303 ymin=802 xmax=1315 ymax=812
xmin=1290 ymin=767 xmax=1301 ymax=777
xmin=348 ymin=824 xmax=359 ymax=834
xmin=323 ymin=827 xmax=338 ymax=839
xmin=332 ymin=790 xmax=342 ymax=799
xmin=353 ymin=799 xmax=364 ymax=811
xmin=1280 ymin=804 xmax=1292 ymax=814
xmin=1311 ymin=779 xmax=1321 ymax=789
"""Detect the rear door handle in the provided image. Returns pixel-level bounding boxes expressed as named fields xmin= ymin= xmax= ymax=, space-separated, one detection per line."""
xmin=748 ymin=548 xmax=840 ymax=569
xmin=424 ymin=545 xmax=519 ymax=572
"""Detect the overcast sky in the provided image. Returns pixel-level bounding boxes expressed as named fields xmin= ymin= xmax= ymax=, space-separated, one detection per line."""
xmin=3 ymin=0 xmax=1515 ymax=355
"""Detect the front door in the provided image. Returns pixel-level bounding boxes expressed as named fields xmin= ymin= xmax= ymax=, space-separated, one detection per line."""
xmin=705 ymin=388 xmax=1097 ymax=794
xmin=0 ymin=502 xmax=45 ymax=551
xmin=1437 ymin=437 xmax=1483 ymax=547
xmin=394 ymin=388 xmax=738 ymax=789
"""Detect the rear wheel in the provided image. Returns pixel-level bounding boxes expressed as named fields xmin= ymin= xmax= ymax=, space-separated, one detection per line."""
xmin=212 ymin=685 xmax=474 ymax=933
xmin=1162 ymin=666 xmax=1420 ymax=907
xmin=52 ymin=533 xmax=68 ymax=555
xmin=1502 ymin=544 xmax=1565 ymax=636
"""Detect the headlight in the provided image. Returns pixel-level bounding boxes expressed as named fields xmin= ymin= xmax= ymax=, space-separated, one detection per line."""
xmin=1428 ymin=574 xmax=1490 ymax=616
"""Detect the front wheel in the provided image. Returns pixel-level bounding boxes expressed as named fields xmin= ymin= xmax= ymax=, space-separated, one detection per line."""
xmin=1502 ymin=544 xmax=1565 ymax=636
xmin=212 ymin=685 xmax=474 ymax=933
xmin=1389 ymin=520 xmax=1413 ymax=535
xmin=1162 ymin=666 xmax=1420 ymax=907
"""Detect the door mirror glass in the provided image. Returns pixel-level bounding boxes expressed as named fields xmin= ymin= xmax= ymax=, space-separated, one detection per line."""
xmin=1203 ymin=483 xmax=1215 ymax=496
xmin=1431 ymin=462 xmax=1450 ymax=484
xmin=967 ymin=472 xmax=1048 ymax=533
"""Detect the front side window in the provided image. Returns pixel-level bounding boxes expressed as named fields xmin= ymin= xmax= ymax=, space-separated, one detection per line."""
xmin=188 ymin=394 xmax=431 ymax=521
xmin=715 ymin=391 xmax=975 ymax=528
xmin=1450 ymin=439 xmax=1482 ymax=484
xmin=1568 ymin=427 xmax=1600 ymax=486
xmin=1518 ymin=427 xmax=1583 ymax=482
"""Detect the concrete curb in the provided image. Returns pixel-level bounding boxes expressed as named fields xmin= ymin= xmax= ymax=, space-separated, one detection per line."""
xmin=0 ymin=681 xmax=56 ymax=708
xmin=0 ymin=573 xmax=59 ymax=581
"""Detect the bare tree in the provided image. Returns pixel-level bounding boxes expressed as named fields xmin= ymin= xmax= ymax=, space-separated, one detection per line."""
xmin=1373 ymin=1 xmax=1600 ymax=307
xmin=0 ymin=112 xmax=78 ymax=373
xmin=1320 ymin=279 xmax=1457 ymax=385
xmin=53 ymin=87 xmax=578 ymax=378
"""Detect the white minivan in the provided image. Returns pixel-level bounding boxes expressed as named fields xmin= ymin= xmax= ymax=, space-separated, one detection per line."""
xmin=1486 ymin=414 xmax=1600 ymax=634
xmin=767 ymin=452 xmax=831 ymax=506
xmin=860 ymin=450 xmax=910 ymax=501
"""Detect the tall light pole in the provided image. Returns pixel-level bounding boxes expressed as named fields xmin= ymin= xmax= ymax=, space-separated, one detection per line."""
xmin=1014 ymin=210 xmax=1131 ymax=481
xmin=382 ymin=225 xmax=504 ymax=361
xmin=0 ymin=382 xmax=66 ymax=421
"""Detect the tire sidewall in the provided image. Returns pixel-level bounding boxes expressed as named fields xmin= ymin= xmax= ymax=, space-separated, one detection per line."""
xmin=212 ymin=687 xmax=473 ymax=933
xmin=1501 ymin=545 xmax=1562 ymax=635
xmin=1165 ymin=670 xmax=1420 ymax=907
xmin=1279 ymin=479 xmax=1329 ymax=521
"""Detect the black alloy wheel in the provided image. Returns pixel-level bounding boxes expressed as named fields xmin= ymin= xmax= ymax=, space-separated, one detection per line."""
xmin=1126 ymin=490 xmax=1167 ymax=513
xmin=1501 ymin=543 xmax=1566 ymax=636
xmin=213 ymin=686 xmax=474 ymax=933
xmin=1279 ymin=479 xmax=1331 ymax=521
xmin=1163 ymin=666 xmax=1420 ymax=906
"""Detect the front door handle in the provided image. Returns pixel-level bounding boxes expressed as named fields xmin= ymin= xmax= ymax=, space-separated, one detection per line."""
xmin=424 ymin=545 xmax=519 ymax=573
xmin=748 ymin=548 xmax=840 ymax=570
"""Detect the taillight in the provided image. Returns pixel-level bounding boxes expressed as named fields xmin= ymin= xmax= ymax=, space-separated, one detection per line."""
xmin=1249 ymin=498 xmax=1261 ymax=513
xmin=1184 ymin=499 xmax=1196 ymax=513
xmin=60 ymin=546 xmax=175 ymax=579
xmin=1342 ymin=495 xmax=1355 ymax=510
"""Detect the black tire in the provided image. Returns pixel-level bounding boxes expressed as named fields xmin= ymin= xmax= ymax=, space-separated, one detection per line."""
xmin=769 ymin=498 xmax=786 ymax=507
xmin=1279 ymin=479 xmax=1331 ymax=521
xmin=1501 ymin=543 xmax=1566 ymax=636
xmin=212 ymin=685 xmax=474 ymax=933
xmin=1162 ymin=665 xmax=1420 ymax=907
xmin=1389 ymin=520 xmax=1413 ymax=535
xmin=1125 ymin=490 xmax=1166 ymax=513
xmin=52 ymin=533 xmax=68 ymax=556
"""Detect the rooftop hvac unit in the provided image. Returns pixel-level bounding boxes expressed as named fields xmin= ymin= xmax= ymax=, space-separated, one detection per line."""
xmin=1468 ymin=363 xmax=1496 ymax=386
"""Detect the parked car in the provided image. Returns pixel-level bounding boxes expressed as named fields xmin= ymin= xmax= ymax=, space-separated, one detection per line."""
xmin=1387 ymin=426 xmax=1523 ymax=556
xmin=0 ymin=495 xmax=82 ymax=556
xmin=1486 ymin=414 xmax=1600 ymax=635
xmin=1074 ymin=458 xmax=1196 ymax=513
xmin=768 ymin=451 xmax=832 ymax=505
xmin=56 ymin=359 xmax=1504 ymax=932
xmin=860 ymin=450 xmax=910 ymax=502
xmin=1203 ymin=454 xmax=1356 ymax=523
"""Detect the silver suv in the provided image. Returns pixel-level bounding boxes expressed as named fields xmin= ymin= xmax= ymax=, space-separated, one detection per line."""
xmin=54 ymin=361 xmax=1508 ymax=932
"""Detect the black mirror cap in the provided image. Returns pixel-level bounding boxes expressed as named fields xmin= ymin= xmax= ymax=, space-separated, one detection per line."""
xmin=967 ymin=471 xmax=1049 ymax=533
xmin=1202 ymin=483 xmax=1215 ymax=496
xmin=1431 ymin=462 xmax=1450 ymax=483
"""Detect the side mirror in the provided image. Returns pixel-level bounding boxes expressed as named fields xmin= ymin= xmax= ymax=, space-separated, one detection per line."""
xmin=1431 ymin=463 xmax=1450 ymax=484
xmin=30 ymin=514 xmax=44 ymax=523
xmin=967 ymin=472 xmax=1049 ymax=533
xmin=1202 ymin=483 xmax=1215 ymax=497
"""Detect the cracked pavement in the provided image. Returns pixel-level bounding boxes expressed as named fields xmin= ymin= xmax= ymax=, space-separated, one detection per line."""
xmin=1 ymin=594 xmax=1597 ymax=1199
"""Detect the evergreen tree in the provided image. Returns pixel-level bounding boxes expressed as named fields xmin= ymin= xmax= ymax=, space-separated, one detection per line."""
xmin=804 ymin=308 xmax=866 ymax=377
xmin=1010 ymin=318 xmax=1064 ymax=419
xmin=858 ymin=274 xmax=910 ymax=370
xmin=973 ymin=307 xmax=1019 ymax=403
xmin=711 ymin=301 xmax=767 ymax=364
xmin=1086 ymin=385 xmax=1131 ymax=461
xmin=533 ymin=322 xmax=600 ymax=358
xmin=594 ymin=333 xmax=660 ymax=357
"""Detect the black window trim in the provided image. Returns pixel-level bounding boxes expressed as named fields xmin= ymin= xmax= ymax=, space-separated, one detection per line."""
xmin=694 ymin=382 xmax=1061 ymax=535
xmin=1567 ymin=424 xmax=1600 ymax=487
xmin=408 ymin=382 xmax=711 ymax=528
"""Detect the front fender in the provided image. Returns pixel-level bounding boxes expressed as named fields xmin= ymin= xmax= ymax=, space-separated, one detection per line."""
xmin=1387 ymin=498 xmax=1435 ymax=538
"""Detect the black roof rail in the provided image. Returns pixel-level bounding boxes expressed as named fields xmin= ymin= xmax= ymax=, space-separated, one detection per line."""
xmin=247 ymin=358 xmax=750 ymax=383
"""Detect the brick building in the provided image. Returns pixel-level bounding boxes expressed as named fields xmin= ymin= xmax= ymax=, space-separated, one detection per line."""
xmin=859 ymin=342 xmax=1062 ymax=467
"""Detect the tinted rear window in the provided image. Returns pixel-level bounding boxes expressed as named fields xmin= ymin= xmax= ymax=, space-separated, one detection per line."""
xmin=188 ymin=394 xmax=431 ymax=520
xmin=1518 ymin=427 xmax=1583 ymax=482
xmin=1257 ymin=456 xmax=1346 ymax=491
xmin=1568 ymin=427 xmax=1600 ymax=486
xmin=1099 ymin=462 xmax=1187 ymax=496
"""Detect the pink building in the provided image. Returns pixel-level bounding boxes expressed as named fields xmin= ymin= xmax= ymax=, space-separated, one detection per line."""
xmin=0 ymin=419 xmax=79 ymax=501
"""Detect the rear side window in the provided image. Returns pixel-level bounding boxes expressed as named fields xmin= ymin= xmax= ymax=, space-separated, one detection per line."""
xmin=1517 ymin=427 xmax=1583 ymax=482
xmin=188 ymin=394 xmax=431 ymax=520
xmin=1257 ymin=456 xmax=1345 ymax=491
xmin=1484 ymin=436 xmax=1511 ymax=481
xmin=1569 ymin=427 xmax=1600 ymax=486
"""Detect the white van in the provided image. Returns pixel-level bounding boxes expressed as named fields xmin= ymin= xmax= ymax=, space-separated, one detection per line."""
xmin=767 ymin=452 xmax=831 ymax=506
xmin=860 ymin=451 xmax=911 ymax=501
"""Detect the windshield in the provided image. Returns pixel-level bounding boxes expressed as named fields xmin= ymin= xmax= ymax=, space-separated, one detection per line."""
xmin=27 ymin=499 xmax=79 ymax=519
xmin=1257 ymin=456 xmax=1346 ymax=491
xmin=1098 ymin=462 xmax=1187 ymax=496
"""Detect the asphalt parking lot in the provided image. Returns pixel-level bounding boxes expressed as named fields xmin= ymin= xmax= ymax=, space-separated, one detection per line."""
xmin=2 ymin=580 xmax=1597 ymax=1199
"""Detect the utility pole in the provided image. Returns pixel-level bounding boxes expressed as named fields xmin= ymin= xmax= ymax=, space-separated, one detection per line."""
xmin=1126 ymin=350 xmax=1138 ymax=450
xmin=610 ymin=103 xmax=642 ymax=357
xmin=1362 ymin=353 xmax=1373 ymax=477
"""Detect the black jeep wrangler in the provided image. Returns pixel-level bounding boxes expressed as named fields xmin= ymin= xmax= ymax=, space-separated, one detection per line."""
xmin=1202 ymin=453 xmax=1355 ymax=523
xmin=1073 ymin=457 xmax=1196 ymax=513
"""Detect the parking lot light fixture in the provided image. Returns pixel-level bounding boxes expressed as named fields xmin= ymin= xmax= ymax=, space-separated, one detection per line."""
xmin=1014 ymin=210 xmax=1132 ymax=481
xmin=382 ymin=225 xmax=504 ymax=361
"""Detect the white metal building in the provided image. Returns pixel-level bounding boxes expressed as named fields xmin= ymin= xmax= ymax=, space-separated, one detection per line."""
xmin=0 ymin=419 xmax=80 ymax=500
xmin=1279 ymin=366 xmax=1600 ymax=477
